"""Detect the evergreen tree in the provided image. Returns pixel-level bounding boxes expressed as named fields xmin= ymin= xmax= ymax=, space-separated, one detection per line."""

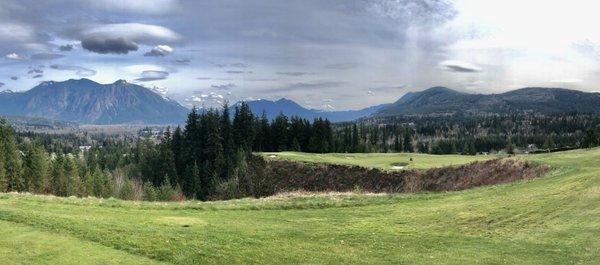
xmin=271 ymin=113 xmax=289 ymax=151
xmin=232 ymin=102 xmax=256 ymax=151
xmin=22 ymin=140 xmax=48 ymax=192
xmin=171 ymin=126 xmax=185 ymax=184
xmin=0 ymin=121 xmax=23 ymax=191
xmin=63 ymin=155 xmax=81 ymax=196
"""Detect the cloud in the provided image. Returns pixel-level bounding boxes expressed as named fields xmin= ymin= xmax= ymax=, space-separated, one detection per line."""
xmin=440 ymin=60 xmax=481 ymax=73
xmin=0 ymin=82 xmax=4 ymax=87
xmin=144 ymin=45 xmax=173 ymax=56
xmin=261 ymin=81 xmax=345 ymax=93
xmin=31 ymin=74 xmax=43 ymax=79
xmin=210 ymin=83 xmax=236 ymax=90
xmin=87 ymin=0 xmax=180 ymax=15
xmin=551 ymin=78 xmax=583 ymax=84
xmin=173 ymin=58 xmax=191 ymax=64
xmin=28 ymin=69 xmax=43 ymax=74
xmin=81 ymin=23 xmax=180 ymax=44
xmin=0 ymin=22 xmax=34 ymax=43
xmin=31 ymin=53 xmax=65 ymax=60
xmin=276 ymin=71 xmax=315 ymax=76
xmin=135 ymin=70 xmax=169 ymax=82
xmin=58 ymin=44 xmax=74 ymax=51
xmin=50 ymin=64 xmax=97 ymax=77
xmin=5 ymin=53 xmax=25 ymax=60
xmin=185 ymin=91 xmax=225 ymax=107
xmin=81 ymin=37 xmax=139 ymax=54
xmin=225 ymin=70 xmax=252 ymax=74
xmin=367 ymin=90 xmax=375 ymax=96
xmin=78 ymin=23 xmax=179 ymax=54
xmin=229 ymin=63 xmax=250 ymax=68
xmin=324 ymin=63 xmax=358 ymax=70
xmin=10 ymin=76 xmax=18 ymax=80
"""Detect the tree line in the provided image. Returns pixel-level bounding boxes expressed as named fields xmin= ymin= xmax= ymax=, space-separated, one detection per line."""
xmin=3 ymin=107 xmax=600 ymax=201
xmin=0 ymin=102 xmax=336 ymax=200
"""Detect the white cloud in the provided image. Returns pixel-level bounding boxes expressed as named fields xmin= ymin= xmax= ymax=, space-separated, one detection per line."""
xmin=81 ymin=23 xmax=180 ymax=44
xmin=5 ymin=52 xmax=25 ymax=60
xmin=144 ymin=45 xmax=173 ymax=56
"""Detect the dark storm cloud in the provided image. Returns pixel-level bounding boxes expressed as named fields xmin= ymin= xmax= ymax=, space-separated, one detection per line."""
xmin=59 ymin=44 xmax=74 ymax=51
xmin=50 ymin=64 xmax=97 ymax=77
xmin=31 ymin=53 xmax=65 ymax=60
xmin=135 ymin=70 xmax=169 ymax=82
xmin=276 ymin=72 xmax=315 ymax=76
xmin=81 ymin=37 xmax=139 ymax=54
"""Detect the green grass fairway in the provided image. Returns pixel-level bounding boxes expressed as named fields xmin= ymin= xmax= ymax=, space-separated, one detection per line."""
xmin=1 ymin=149 xmax=599 ymax=264
xmin=259 ymin=151 xmax=498 ymax=170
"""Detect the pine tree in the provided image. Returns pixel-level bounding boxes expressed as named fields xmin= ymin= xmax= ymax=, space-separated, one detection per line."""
xmin=171 ymin=126 xmax=185 ymax=184
xmin=63 ymin=155 xmax=81 ymax=196
xmin=51 ymin=155 xmax=66 ymax=196
xmin=232 ymin=102 xmax=256 ymax=151
xmin=271 ymin=113 xmax=289 ymax=151
xmin=220 ymin=102 xmax=235 ymax=179
xmin=0 ymin=121 xmax=23 ymax=191
xmin=542 ymin=136 xmax=556 ymax=150
xmin=23 ymin=141 xmax=49 ymax=193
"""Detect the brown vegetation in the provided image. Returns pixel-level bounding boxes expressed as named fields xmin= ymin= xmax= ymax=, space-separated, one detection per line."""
xmin=244 ymin=155 xmax=550 ymax=197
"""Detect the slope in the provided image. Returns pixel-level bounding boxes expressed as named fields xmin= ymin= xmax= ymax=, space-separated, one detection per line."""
xmin=0 ymin=79 xmax=188 ymax=124
xmin=0 ymin=149 xmax=598 ymax=264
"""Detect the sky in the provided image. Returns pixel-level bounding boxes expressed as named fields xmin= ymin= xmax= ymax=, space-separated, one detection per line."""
xmin=2 ymin=0 xmax=600 ymax=110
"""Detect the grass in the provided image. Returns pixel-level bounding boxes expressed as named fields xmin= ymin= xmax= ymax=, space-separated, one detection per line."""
xmin=0 ymin=149 xmax=598 ymax=264
xmin=259 ymin=151 xmax=498 ymax=170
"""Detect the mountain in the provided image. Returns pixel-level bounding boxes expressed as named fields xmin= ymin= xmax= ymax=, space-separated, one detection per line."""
xmin=235 ymin=98 xmax=389 ymax=122
xmin=376 ymin=87 xmax=600 ymax=116
xmin=0 ymin=79 xmax=188 ymax=124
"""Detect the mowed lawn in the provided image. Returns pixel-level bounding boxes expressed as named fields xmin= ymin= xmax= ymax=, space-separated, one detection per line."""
xmin=259 ymin=151 xmax=498 ymax=170
xmin=0 ymin=149 xmax=599 ymax=264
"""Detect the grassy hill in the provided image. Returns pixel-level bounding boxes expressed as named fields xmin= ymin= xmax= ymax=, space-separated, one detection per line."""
xmin=0 ymin=149 xmax=598 ymax=264
xmin=259 ymin=151 xmax=497 ymax=170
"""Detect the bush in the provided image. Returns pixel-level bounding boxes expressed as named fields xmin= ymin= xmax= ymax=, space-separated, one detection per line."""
xmin=143 ymin=182 xmax=158 ymax=201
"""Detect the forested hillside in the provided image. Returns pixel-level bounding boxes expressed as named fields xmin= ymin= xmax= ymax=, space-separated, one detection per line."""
xmin=3 ymin=101 xmax=600 ymax=202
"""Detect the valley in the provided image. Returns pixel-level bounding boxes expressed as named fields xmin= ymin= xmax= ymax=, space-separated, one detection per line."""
xmin=0 ymin=148 xmax=598 ymax=264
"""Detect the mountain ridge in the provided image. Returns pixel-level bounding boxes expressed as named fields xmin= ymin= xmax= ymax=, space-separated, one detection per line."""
xmin=233 ymin=98 xmax=390 ymax=122
xmin=375 ymin=86 xmax=600 ymax=116
xmin=0 ymin=79 xmax=188 ymax=124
